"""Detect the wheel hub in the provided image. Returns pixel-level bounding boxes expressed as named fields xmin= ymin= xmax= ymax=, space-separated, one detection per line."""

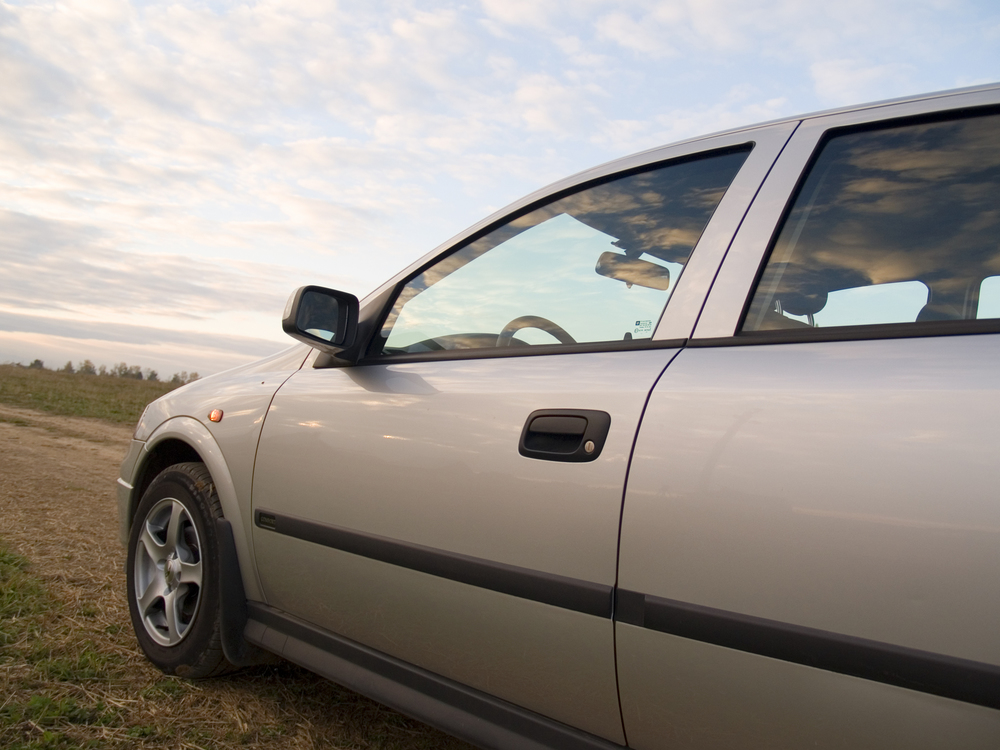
xmin=164 ymin=552 xmax=182 ymax=590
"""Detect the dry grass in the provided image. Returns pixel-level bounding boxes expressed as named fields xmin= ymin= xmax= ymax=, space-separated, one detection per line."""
xmin=0 ymin=401 xmax=476 ymax=750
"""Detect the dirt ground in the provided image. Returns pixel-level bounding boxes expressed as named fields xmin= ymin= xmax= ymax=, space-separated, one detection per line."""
xmin=0 ymin=403 xmax=475 ymax=749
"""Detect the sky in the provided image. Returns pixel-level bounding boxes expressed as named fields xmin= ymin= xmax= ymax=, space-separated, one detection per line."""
xmin=1 ymin=0 xmax=999 ymax=378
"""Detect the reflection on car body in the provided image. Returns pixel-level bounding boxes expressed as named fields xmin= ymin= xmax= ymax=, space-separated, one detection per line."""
xmin=119 ymin=83 xmax=1000 ymax=750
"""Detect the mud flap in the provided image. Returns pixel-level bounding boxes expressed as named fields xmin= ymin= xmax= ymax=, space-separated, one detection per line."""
xmin=216 ymin=518 xmax=275 ymax=667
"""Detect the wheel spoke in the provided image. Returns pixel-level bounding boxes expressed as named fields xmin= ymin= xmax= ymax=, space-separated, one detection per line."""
xmin=162 ymin=588 xmax=181 ymax=644
xmin=179 ymin=559 xmax=202 ymax=587
xmin=138 ymin=525 xmax=164 ymax=563
xmin=165 ymin=499 xmax=188 ymax=554
xmin=138 ymin=576 xmax=166 ymax=614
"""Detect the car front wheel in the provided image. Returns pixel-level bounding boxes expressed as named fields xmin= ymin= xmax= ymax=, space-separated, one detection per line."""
xmin=126 ymin=462 xmax=234 ymax=678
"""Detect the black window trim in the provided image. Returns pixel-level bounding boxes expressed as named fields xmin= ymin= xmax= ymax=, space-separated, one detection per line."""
xmin=691 ymin=319 xmax=1000 ymax=348
xmin=355 ymin=337 xmax=689 ymax=366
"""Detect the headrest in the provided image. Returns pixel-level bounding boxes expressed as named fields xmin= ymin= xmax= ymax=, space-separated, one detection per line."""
xmin=780 ymin=291 xmax=828 ymax=317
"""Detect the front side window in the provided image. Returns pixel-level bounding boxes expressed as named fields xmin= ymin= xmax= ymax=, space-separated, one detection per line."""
xmin=743 ymin=112 xmax=1000 ymax=333
xmin=379 ymin=147 xmax=751 ymax=354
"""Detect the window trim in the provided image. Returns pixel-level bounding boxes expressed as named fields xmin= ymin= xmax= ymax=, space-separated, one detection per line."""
xmin=358 ymin=337 xmax=688 ymax=366
xmin=689 ymin=319 xmax=1000 ymax=348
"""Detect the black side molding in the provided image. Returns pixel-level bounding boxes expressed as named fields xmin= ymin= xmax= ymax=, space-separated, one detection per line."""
xmin=615 ymin=589 xmax=1000 ymax=710
xmin=245 ymin=602 xmax=626 ymax=750
xmin=254 ymin=510 xmax=613 ymax=618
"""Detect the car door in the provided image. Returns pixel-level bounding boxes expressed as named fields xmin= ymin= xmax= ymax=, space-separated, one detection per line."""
xmin=617 ymin=89 xmax=1000 ymax=748
xmin=249 ymin=125 xmax=793 ymax=742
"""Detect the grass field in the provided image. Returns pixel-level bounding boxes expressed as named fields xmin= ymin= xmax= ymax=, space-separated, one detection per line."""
xmin=0 ymin=365 xmax=178 ymax=425
xmin=0 ymin=544 xmax=130 ymax=749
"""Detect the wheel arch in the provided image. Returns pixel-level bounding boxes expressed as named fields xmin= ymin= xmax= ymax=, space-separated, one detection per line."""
xmin=131 ymin=438 xmax=201 ymax=517
xmin=132 ymin=416 xmax=263 ymax=602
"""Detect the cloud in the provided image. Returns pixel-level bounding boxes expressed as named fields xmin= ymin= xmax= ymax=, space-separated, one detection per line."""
xmin=810 ymin=59 xmax=917 ymax=107
xmin=0 ymin=205 xmax=300 ymax=376
xmin=480 ymin=0 xmax=557 ymax=29
xmin=0 ymin=208 xmax=301 ymax=340
xmin=0 ymin=309 xmax=281 ymax=357
xmin=591 ymin=86 xmax=790 ymax=153
xmin=0 ymin=329 xmax=287 ymax=378
xmin=594 ymin=11 xmax=680 ymax=59
xmin=513 ymin=74 xmax=605 ymax=134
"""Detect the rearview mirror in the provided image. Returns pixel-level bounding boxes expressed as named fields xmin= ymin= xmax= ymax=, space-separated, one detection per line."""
xmin=595 ymin=252 xmax=671 ymax=291
xmin=282 ymin=286 xmax=360 ymax=356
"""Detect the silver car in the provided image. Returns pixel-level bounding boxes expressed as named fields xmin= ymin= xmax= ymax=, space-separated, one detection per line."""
xmin=118 ymin=83 xmax=1000 ymax=750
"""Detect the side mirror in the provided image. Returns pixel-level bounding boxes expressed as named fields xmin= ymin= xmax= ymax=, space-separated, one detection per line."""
xmin=282 ymin=286 xmax=360 ymax=357
xmin=595 ymin=251 xmax=671 ymax=291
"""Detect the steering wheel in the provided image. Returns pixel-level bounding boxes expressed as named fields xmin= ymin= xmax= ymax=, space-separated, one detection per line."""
xmin=497 ymin=315 xmax=577 ymax=346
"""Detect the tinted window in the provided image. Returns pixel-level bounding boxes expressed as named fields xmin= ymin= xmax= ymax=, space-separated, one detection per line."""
xmin=380 ymin=147 xmax=751 ymax=354
xmin=743 ymin=112 xmax=1000 ymax=332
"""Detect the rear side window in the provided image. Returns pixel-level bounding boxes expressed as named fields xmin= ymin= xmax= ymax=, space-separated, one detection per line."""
xmin=743 ymin=112 xmax=1000 ymax=333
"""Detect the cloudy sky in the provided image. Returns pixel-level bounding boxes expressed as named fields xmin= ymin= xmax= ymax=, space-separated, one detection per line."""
xmin=2 ymin=0 xmax=999 ymax=377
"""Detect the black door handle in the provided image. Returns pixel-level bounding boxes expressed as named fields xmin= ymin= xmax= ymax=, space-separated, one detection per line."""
xmin=519 ymin=409 xmax=612 ymax=462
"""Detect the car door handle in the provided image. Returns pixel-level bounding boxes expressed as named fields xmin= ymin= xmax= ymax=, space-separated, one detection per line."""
xmin=519 ymin=409 xmax=611 ymax=462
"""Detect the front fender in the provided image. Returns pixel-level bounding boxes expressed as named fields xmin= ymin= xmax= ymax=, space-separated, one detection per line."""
xmin=141 ymin=416 xmax=264 ymax=602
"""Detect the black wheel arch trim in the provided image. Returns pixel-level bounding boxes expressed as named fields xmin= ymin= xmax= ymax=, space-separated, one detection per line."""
xmin=245 ymin=602 xmax=626 ymax=750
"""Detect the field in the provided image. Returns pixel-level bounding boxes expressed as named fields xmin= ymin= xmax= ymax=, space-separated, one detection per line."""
xmin=0 ymin=366 xmax=474 ymax=750
xmin=0 ymin=365 xmax=178 ymax=424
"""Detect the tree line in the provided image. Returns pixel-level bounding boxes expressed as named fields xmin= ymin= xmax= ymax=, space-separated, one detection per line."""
xmin=25 ymin=359 xmax=199 ymax=385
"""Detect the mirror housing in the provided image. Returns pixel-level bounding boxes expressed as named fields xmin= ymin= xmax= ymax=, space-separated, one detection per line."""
xmin=595 ymin=251 xmax=671 ymax=291
xmin=282 ymin=286 xmax=360 ymax=358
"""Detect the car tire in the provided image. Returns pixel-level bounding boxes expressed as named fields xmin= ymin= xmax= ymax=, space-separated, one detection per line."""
xmin=126 ymin=462 xmax=235 ymax=678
